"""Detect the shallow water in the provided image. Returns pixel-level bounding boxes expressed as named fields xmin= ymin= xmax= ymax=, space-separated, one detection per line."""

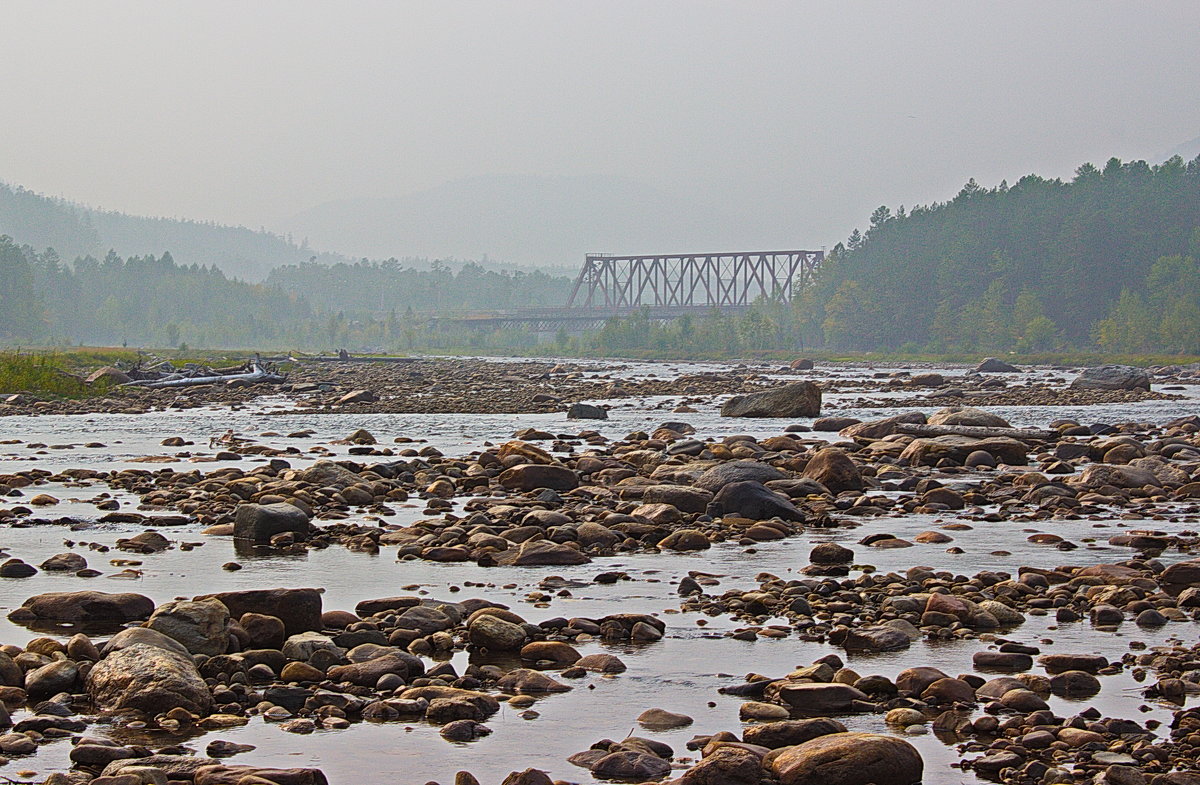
xmin=0 ymin=359 xmax=1197 ymax=784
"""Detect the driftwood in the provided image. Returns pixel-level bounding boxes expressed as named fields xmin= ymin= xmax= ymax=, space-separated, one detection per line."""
xmin=894 ymin=423 xmax=1058 ymax=441
xmin=123 ymin=363 xmax=285 ymax=389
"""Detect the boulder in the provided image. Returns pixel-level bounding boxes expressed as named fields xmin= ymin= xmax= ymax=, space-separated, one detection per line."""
xmin=771 ymin=732 xmax=922 ymax=785
xmin=695 ymin=460 xmax=787 ymax=492
xmin=567 ymin=403 xmax=607 ymax=420
xmin=468 ymin=614 xmax=526 ymax=652
xmin=713 ymin=481 xmax=805 ymax=521
xmin=927 ymin=406 xmax=1011 ymax=428
xmin=233 ymin=503 xmax=311 ymax=543
xmin=679 ymin=746 xmax=761 ymax=785
xmin=86 ymin=643 xmax=213 ymax=716
xmin=194 ymin=588 xmax=322 ymax=636
xmin=743 ymin=717 xmax=846 ymax=748
xmin=146 ymin=598 xmax=231 ymax=656
xmin=899 ymin=435 xmax=1027 ymax=466
xmin=590 ymin=749 xmax=671 ymax=781
xmin=297 ymin=460 xmax=362 ymax=489
xmin=641 ymin=485 xmax=713 ymax=513
xmin=9 ymin=591 xmax=153 ymax=624
xmin=1070 ymin=365 xmax=1151 ymax=391
xmin=192 ymin=765 xmax=330 ymax=785
xmin=721 ymin=381 xmax=821 ymax=418
xmin=86 ymin=366 xmax=133 ymax=385
xmin=39 ymin=553 xmax=87 ymax=572
xmin=801 ymin=448 xmax=863 ymax=493
xmin=771 ymin=683 xmax=867 ymax=713
xmin=495 ymin=540 xmax=590 ymax=566
xmin=497 ymin=464 xmax=579 ymax=491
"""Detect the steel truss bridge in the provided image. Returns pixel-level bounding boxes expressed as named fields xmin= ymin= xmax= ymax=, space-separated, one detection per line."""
xmin=442 ymin=249 xmax=823 ymax=333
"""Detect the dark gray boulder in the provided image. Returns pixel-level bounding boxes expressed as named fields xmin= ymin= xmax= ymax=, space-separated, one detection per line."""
xmin=1070 ymin=365 xmax=1151 ymax=391
xmin=721 ymin=381 xmax=821 ymax=418
xmin=233 ymin=502 xmax=311 ymax=543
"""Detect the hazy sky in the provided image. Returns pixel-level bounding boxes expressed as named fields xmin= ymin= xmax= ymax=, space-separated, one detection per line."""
xmin=4 ymin=0 xmax=1199 ymax=255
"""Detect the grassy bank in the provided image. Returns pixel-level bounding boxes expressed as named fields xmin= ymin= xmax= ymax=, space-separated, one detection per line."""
xmin=0 ymin=352 xmax=110 ymax=398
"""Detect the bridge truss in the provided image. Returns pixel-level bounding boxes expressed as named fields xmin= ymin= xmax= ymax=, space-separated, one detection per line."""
xmin=566 ymin=249 xmax=824 ymax=309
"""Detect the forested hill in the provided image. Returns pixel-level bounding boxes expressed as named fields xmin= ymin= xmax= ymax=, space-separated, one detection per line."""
xmin=807 ymin=156 xmax=1200 ymax=353
xmin=0 ymin=182 xmax=325 ymax=281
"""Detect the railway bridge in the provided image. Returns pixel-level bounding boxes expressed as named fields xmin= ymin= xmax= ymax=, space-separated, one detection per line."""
xmin=444 ymin=249 xmax=823 ymax=333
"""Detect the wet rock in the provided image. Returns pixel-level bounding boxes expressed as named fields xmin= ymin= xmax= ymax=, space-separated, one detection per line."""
xmin=25 ymin=660 xmax=78 ymax=698
xmin=500 ymin=770 xmax=554 ymax=785
xmin=695 ymin=460 xmax=786 ymax=492
xmin=233 ymin=502 xmax=311 ymax=543
xmin=575 ymin=654 xmax=627 ymax=673
xmin=679 ymin=746 xmax=761 ymax=785
xmin=713 ymin=481 xmax=805 ymax=521
xmin=1071 ymin=365 xmax=1151 ymax=391
xmin=841 ymin=626 xmax=910 ymax=652
xmin=771 ymin=732 xmax=922 ymax=785
xmin=657 ymin=529 xmax=711 ymax=552
xmin=146 ymin=598 xmax=231 ymax=656
xmin=801 ymin=448 xmax=863 ymax=493
xmin=194 ymin=588 xmax=322 ymax=636
xmin=567 ymin=403 xmax=607 ymax=420
xmin=39 ymin=553 xmax=87 ymax=572
xmin=809 ymin=542 xmax=853 ymax=564
xmin=772 ymin=683 xmax=868 ymax=713
xmin=495 ymin=539 xmax=591 ymax=566
xmin=1049 ymin=669 xmax=1101 ymax=697
xmin=928 ymin=406 xmax=1012 ymax=428
xmin=520 ymin=640 xmax=581 ymax=664
xmin=641 ymin=485 xmax=713 ymax=513
xmin=87 ymin=642 xmax=212 ymax=716
xmin=468 ymin=614 xmax=526 ymax=652
xmin=191 ymin=764 xmax=329 ymax=785
xmin=637 ymin=708 xmax=693 ymax=730
xmin=498 ymin=464 xmax=579 ymax=491
xmin=9 ymin=590 xmax=153 ymax=623
xmin=495 ymin=669 xmax=571 ymax=693
xmin=590 ymin=749 xmax=672 ymax=781
xmin=327 ymin=654 xmax=412 ymax=686
xmin=0 ymin=559 xmax=37 ymax=578
xmin=240 ymin=613 xmax=287 ymax=649
xmin=743 ymin=717 xmax=846 ymax=748
xmin=720 ymin=381 xmax=821 ymax=418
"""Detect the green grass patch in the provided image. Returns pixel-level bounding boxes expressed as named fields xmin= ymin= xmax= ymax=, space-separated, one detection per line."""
xmin=0 ymin=352 xmax=116 ymax=398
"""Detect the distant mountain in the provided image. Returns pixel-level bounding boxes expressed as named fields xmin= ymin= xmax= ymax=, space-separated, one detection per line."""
xmin=281 ymin=174 xmax=750 ymax=268
xmin=1159 ymin=134 xmax=1200 ymax=163
xmin=0 ymin=182 xmax=325 ymax=281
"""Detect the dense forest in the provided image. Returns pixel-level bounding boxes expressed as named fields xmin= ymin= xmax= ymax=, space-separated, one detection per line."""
xmin=805 ymin=155 xmax=1200 ymax=353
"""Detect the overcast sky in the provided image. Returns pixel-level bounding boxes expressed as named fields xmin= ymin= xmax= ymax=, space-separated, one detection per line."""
xmin=4 ymin=0 xmax=1199 ymax=255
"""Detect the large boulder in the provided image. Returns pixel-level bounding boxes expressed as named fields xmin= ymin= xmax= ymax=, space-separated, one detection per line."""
xmin=86 ymin=366 xmax=133 ymax=385
xmin=495 ymin=540 xmax=590 ymax=566
xmin=801 ymin=448 xmax=863 ymax=493
xmin=641 ymin=485 xmax=713 ymax=513
xmin=1070 ymin=365 xmax=1151 ymax=391
xmin=743 ymin=717 xmax=846 ymax=748
xmin=695 ymin=460 xmax=787 ymax=493
xmin=86 ymin=643 xmax=213 ymax=716
xmin=713 ymin=481 xmax=805 ymax=521
xmin=8 ymin=591 xmax=153 ymax=624
xmin=899 ymin=435 xmax=1027 ymax=466
xmin=468 ymin=614 xmax=527 ymax=652
xmin=770 ymin=683 xmax=867 ymax=713
xmin=839 ymin=412 xmax=926 ymax=440
xmin=927 ymin=406 xmax=1011 ymax=428
xmin=721 ymin=381 xmax=821 ymax=418
xmin=497 ymin=464 xmax=579 ymax=491
xmin=233 ymin=502 xmax=311 ymax=543
xmin=770 ymin=732 xmax=923 ymax=785
xmin=194 ymin=588 xmax=322 ymax=636
xmin=192 ymin=765 xmax=330 ymax=785
xmin=567 ymin=403 xmax=607 ymax=420
xmin=297 ymin=460 xmax=362 ymax=489
xmin=146 ymin=599 xmax=231 ymax=656
xmin=1072 ymin=464 xmax=1159 ymax=489
xmin=679 ymin=746 xmax=762 ymax=785
xmin=975 ymin=357 xmax=1019 ymax=373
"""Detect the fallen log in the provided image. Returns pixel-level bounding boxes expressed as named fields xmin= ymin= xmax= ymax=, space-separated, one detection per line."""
xmin=894 ymin=423 xmax=1058 ymax=441
xmin=123 ymin=364 xmax=285 ymax=389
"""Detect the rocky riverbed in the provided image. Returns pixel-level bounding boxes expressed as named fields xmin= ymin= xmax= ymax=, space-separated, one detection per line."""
xmin=0 ymin=357 xmax=1196 ymax=785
